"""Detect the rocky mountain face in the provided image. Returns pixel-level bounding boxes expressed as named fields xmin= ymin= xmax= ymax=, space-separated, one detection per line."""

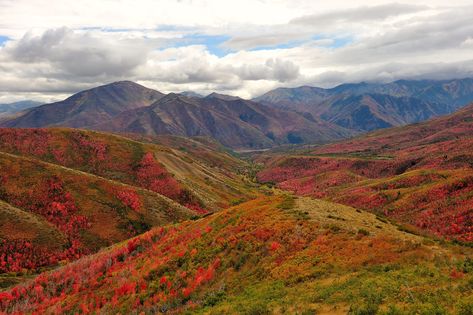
xmin=96 ymin=92 xmax=353 ymax=149
xmin=254 ymin=78 xmax=473 ymax=131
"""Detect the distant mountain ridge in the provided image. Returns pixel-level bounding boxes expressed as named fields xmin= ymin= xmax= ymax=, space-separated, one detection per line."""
xmin=95 ymin=92 xmax=353 ymax=149
xmin=0 ymin=100 xmax=43 ymax=115
xmin=1 ymin=81 xmax=354 ymax=149
xmin=254 ymin=78 xmax=473 ymax=131
xmin=3 ymin=81 xmax=164 ymax=128
xmin=4 ymin=78 xmax=473 ymax=148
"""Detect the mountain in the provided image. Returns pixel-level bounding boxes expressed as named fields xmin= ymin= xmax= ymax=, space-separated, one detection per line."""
xmin=1 ymin=82 xmax=354 ymax=149
xmin=254 ymin=78 xmax=473 ymax=131
xmin=257 ymin=102 xmax=473 ymax=243
xmin=95 ymin=93 xmax=354 ymax=149
xmin=318 ymin=93 xmax=454 ymax=131
xmin=0 ymin=100 xmax=43 ymax=115
xmin=178 ymin=91 xmax=203 ymax=98
xmin=0 ymin=110 xmax=472 ymax=312
xmin=2 ymin=81 xmax=164 ymax=128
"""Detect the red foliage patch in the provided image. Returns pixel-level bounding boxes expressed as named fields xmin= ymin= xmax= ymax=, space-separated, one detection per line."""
xmin=116 ymin=189 xmax=142 ymax=212
xmin=0 ymin=176 xmax=90 ymax=272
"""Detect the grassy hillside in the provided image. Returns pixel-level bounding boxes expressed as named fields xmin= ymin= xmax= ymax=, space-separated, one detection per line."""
xmin=0 ymin=128 xmax=257 ymax=280
xmin=0 ymin=195 xmax=471 ymax=314
xmin=0 ymin=128 xmax=256 ymax=210
xmin=0 ymin=200 xmax=65 ymax=249
xmin=0 ymin=150 xmax=193 ymax=277
xmin=257 ymin=105 xmax=473 ymax=244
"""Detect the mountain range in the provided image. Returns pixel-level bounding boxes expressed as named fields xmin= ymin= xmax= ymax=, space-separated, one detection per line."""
xmin=2 ymin=81 xmax=353 ymax=149
xmin=2 ymin=81 xmax=164 ymax=128
xmin=95 ymin=92 xmax=352 ymax=149
xmin=254 ymin=78 xmax=473 ymax=131
xmin=3 ymin=78 xmax=473 ymax=149
xmin=0 ymin=100 xmax=43 ymax=118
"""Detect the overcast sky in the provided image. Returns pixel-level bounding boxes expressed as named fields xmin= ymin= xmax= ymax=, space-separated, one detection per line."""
xmin=0 ymin=0 xmax=472 ymax=102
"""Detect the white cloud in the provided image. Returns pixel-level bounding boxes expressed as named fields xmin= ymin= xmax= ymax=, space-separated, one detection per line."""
xmin=0 ymin=0 xmax=472 ymax=101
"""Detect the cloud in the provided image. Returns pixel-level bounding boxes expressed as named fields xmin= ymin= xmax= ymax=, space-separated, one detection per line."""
xmin=222 ymin=3 xmax=430 ymax=51
xmin=291 ymin=3 xmax=428 ymax=25
xmin=306 ymin=59 xmax=473 ymax=88
xmin=0 ymin=1 xmax=472 ymax=102
xmin=136 ymin=46 xmax=300 ymax=84
xmin=4 ymin=27 xmax=158 ymax=78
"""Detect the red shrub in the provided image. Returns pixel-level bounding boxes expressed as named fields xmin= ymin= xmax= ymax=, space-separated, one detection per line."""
xmin=116 ymin=189 xmax=142 ymax=212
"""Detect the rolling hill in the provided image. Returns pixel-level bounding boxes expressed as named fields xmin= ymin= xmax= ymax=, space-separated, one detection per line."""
xmin=0 ymin=195 xmax=471 ymax=313
xmin=257 ymin=103 xmax=473 ymax=243
xmin=0 ymin=128 xmax=257 ymax=286
xmin=254 ymin=78 xmax=473 ymax=132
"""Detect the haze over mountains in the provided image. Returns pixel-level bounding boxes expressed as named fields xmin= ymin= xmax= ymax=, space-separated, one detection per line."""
xmin=4 ymin=78 xmax=473 ymax=149
xmin=0 ymin=100 xmax=43 ymax=117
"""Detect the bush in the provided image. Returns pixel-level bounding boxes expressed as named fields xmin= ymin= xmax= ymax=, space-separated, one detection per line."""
xmin=242 ymin=301 xmax=271 ymax=315
xmin=349 ymin=302 xmax=379 ymax=315
xmin=277 ymin=195 xmax=295 ymax=210
xmin=457 ymin=299 xmax=473 ymax=315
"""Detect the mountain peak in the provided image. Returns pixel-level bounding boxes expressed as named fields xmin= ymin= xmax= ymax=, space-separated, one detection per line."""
xmin=2 ymin=80 xmax=165 ymax=128
xmin=88 ymin=80 xmax=156 ymax=92
xmin=179 ymin=91 xmax=203 ymax=98
xmin=159 ymin=92 xmax=187 ymax=102
xmin=206 ymin=92 xmax=241 ymax=101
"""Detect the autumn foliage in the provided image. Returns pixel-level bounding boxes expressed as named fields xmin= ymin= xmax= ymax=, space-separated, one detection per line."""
xmin=0 ymin=129 xmax=201 ymax=274
xmin=0 ymin=128 xmax=203 ymax=210
xmin=256 ymin=104 xmax=473 ymax=244
xmin=0 ymin=176 xmax=90 ymax=272
xmin=0 ymin=196 xmax=468 ymax=314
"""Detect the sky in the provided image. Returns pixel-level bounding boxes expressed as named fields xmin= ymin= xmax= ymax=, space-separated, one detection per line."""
xmin=0 ymin=0 xmax=472 ymax=103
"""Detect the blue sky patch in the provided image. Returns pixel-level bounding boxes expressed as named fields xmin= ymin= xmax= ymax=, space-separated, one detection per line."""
xmin=248 ymin=40 xmax=307 ymax=52
xmin=170 ymin=34 xmax=232 ymax=57
xmin=312 ymin=35 xmax=353 ymax=48
xmin=0 ymin=35 xmax=10 ymax=46
xmin=331 ymin=36 xmax=353 ymax=48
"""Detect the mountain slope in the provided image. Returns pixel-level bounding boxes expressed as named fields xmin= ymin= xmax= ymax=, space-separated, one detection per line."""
xmin=0 ymin=128 xmax=258 ymax=284
xmin=0 ymin=148 xmax=193 ymax=282
xmin=255 ymin=78 xmax=473 ymax=132
xmin=0 ymin=199 xmax=67 ymax=257
xmin=0 ymin=128 xmax=256 ymax=210
xmin=1 ymin=195 xmax=471 ymax=314
xmin=2 ymin=81 xmax=164 ymax=128
xmin=257 ymin=103 xmax=473 ymax=243
xmin=96 ymin=93 xmax=354 ymax=149
xmin=319 ymin=93 xmax=453 ymax=131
